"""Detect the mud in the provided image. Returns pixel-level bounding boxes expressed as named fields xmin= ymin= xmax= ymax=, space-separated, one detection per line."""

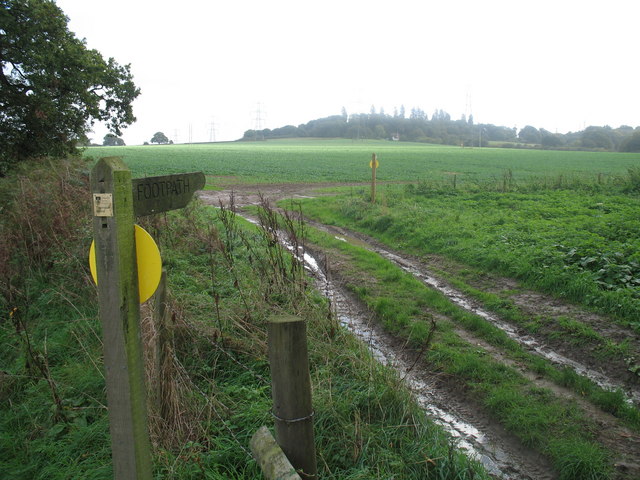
xmin=198 ymin=182 xmax=367 ymax=209
xmin=305 ymin=230 xmax=640 ymax=480
xmin=198 ymin=183 xmax=640 ymax=479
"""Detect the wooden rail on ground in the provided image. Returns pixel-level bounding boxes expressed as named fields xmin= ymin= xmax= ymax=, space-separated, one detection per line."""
xmin=251 ymin=426 xmax=302 ymax=480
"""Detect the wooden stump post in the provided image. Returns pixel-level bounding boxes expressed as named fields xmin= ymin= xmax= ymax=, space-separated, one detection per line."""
xmin=267 ymin=316 xmax=317 ymax=480
xmin=91 ymin=157 xmax=152 ymax=480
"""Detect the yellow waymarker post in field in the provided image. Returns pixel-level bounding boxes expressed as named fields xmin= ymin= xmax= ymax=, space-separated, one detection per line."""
xmin=89 ymin=224 xmax=162 ymax=304
xmin=370 ymin=153 xmax=379 ymax=203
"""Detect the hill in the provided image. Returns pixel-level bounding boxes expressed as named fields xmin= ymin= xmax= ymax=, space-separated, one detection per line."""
xmin=241 ymin=110 xmax=640 ymax=152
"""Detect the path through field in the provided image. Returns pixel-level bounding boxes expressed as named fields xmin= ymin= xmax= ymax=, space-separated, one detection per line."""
xmin=199 ymin=183 xmax=640 ymax=479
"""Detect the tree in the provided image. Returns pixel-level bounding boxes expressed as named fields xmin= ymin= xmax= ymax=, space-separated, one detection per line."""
xmin=103 ymin=134 xmax=125 ymax=146
xmin=518 ymin=125 xmax=541 ymax=144
xmin=540 ymin=128 xmax=564 ymax=148
xmin=150 ymin=131 xmax=169 ymax=144
xmin=410 ymin=107 xmax=426 ymax=120
xmin=581 ymin=126 xmax=614 ymax=150
xmin=619 ymin=130 xmax=640 ymax=152
xmin=374 ymin=125 xmax=387 ymax=139
xmin=432 ymin=109 xmax=450 ymax=122
xmin=0 ymin=0 xmax=140 ymax=174
xmin=271 ymin=125 xmax=300 ymax=138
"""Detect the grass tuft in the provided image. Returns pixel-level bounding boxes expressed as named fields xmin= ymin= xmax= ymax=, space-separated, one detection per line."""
xmin=548 ymin=438 xmax=611 ymax=480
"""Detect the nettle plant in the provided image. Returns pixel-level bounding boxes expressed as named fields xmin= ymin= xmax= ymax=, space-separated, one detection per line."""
xmin=561 ymin=247 xmax=640 ymax=291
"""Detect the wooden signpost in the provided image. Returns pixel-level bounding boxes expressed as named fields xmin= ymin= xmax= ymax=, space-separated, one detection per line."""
xmin=90 ymin=158 xmax=204 ymax=480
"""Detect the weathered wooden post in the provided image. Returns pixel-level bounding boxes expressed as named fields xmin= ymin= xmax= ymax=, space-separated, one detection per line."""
xmin=91 ymin=157 xmax=153 ymax=480
xmin=267 ymin=315 xmax=317 ymax=480
xmin=370 ymin=153 xmax=378 ymax=203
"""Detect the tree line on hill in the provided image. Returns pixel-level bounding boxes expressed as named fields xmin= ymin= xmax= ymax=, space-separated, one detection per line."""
xmin=241 ymin=107 xmax=640 ymax=152
xmin=98 ymin=131 xmax=175 ymax=146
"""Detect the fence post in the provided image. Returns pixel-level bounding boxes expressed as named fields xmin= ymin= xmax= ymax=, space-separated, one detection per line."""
xmin=267 ymin=315 xmax=317 ymax=480
xmin=91 ymin=157 xmax=153 ymax=480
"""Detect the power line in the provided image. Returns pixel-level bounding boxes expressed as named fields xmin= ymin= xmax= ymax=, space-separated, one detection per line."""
xmin=465 ymin=87 xmax=473 ymax=121
xmin=254 ymin=102 xmax=265 ymax=130
xmin=209 ymin=118 xmax=217 ymax=142
xmin=252 ymin=102 xmax=266 ymax=140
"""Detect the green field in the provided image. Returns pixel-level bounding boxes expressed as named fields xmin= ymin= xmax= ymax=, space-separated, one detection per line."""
xmin=300 ymin=186 xmax=640 ymax=326
xmin=4 ymin=140 xmax=639 ymax=479
xmin=87 ymin=139 xmax=640 ymax=185
xmin=86 ymin=139 xmax=640 ymax=326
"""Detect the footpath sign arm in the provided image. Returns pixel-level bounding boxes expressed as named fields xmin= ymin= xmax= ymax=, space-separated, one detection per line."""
xmin=91 ymin=157 xmax=152 ymax=480
xmin=132 ymin=172 xmax=205 ymax=216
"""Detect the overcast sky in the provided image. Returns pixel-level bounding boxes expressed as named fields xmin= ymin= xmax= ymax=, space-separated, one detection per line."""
xmin=55 ymin=0 xmax=639 ymax=145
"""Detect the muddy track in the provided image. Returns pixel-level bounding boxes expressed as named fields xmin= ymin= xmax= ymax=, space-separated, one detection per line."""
xmin=198 ymin=182 xmax=368 ymax=208
xmin=305 ymin=225 xmax=640 ymax=480
xmin=199 ymin=184 xmax=640 ymax=479
xmin=310 ymin=253 xmax=557 ymax=479
xmin=316 ymin=222 xmax=640 ymax=404
xmin=200 ymin=184 xmax=640 ymax=403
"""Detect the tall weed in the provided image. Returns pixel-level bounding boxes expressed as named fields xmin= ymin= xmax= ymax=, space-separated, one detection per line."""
xmin=626 ymin=166 xmax=640 ymax=193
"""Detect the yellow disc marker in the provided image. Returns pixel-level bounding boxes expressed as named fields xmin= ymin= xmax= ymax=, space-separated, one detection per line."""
xmin=89 ymin=224 xmax=162 ymax=303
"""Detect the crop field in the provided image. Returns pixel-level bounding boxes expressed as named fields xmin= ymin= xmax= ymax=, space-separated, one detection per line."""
xmin=87 ymin=138 xmax=639 ymax=185
xmin=88 ymin=139 xmax=640 ymax=328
